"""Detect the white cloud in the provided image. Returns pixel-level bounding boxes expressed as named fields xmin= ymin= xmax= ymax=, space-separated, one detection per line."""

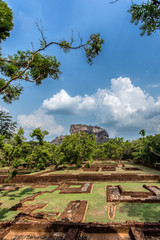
xmin=17 ymin=109 xmax=64 ymax=136
xmin=17 ymin=77 xmax=160 ymax=139
xmin=147 ymin=83 xmax=160 ymax=88
xmin=42 ymin=77 xmax=160 ymax=135
xmin=42 ymin=89 xmax=96 ymax=115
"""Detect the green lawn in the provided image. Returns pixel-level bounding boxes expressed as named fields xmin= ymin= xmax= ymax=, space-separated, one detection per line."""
xmin=0 ymin=164 xmax=160 ymax=223
xmin=0 ymin=185 xmax=57 ymax=221
xmin=25 ymin=182 xmax=160 ymax=223
xmin=35 ymin=162 xmax=160 ymax=176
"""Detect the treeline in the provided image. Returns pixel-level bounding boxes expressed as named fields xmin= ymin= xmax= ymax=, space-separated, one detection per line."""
xmin=0 ymin=110 xmax=160 ymax=172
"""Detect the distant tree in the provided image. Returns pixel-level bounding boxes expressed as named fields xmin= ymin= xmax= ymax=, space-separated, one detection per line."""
xmin=122 ymin=140 xmax=132 ymax=160
xmin=131 ymin=132 xmax=160 ymax=166
xmin=128 ymin=0 xmax=160 ymax=35
xmin=0 ymin=110 xmax=17 ymax=138
xmin=30 ymin=128 xmax=49 ymax=145
xmin=103 ymin=137 xmax=125 ymax=161
xmin=60 ymin=132 xmax=96 ymax=167
xmin=93 ymin=144 xmax=105 ymax=161
xmin=131 ymin=138 xmax=147 ymax=163
xmin=0 ymin=1 xmax=104 ymax=103
xmin=25 ymin=142 xmax=53 ymax=170
xmin=139 ymin=129 xmax=146 ymax=138
xmin=1 ymin=127 xmax=26 ymax=167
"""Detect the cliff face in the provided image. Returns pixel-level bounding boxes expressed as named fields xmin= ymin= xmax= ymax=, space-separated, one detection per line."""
xmin=51 ymin=124 xmax=109 ymax=145
xmin=70 ymin=124 xmax=109 ymax=142
xmin=51 ymin=135 xmax=66 ymax=145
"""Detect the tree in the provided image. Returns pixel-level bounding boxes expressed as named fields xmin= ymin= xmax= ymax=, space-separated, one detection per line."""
xmin=0 ymin=127 xmax=26 ymax=167
xmin=139 ymin=129 xmax=146 ymax=138
xmin=60 ymin=132 xmax=96 ymax=167
xmin=111 ymin=0 xmax=160 ymax=36
xmin=93 ymin=144 xmax=105 ymax=161
xmin=0 ymin=110 xmax=17 ymax=138
xmin=128 ymin=0 xmax=160 ymax=36
xmin=0 ymin=0 xmax=13 ymax=42
xmin=103 ymin=137 xmax=125 ymax=161
xmin=30 ymin=128 xmax=49 ymax=145
xmin=0 ymin=1 xmax=104 ymax=103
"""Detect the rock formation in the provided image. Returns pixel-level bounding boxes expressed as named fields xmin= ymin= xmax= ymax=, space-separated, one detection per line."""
xmin=51 ymin=135 xmax=66 ymax=145
xmin=51 ymin=124 xmax=109 ymax=145
xmin=70 ymin=124 xmax=109 ymax=142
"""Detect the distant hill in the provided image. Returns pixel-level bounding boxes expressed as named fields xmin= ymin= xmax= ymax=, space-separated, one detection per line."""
xmin=51 ymin=124 xmax=109 ymax=145
xmin=51 ymin=135 xmax=66 ymax=145
xmin=70 ymin=124 xmax=109 ymax=142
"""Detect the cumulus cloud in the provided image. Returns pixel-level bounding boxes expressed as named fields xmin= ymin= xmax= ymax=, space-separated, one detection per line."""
xmin=17 ymin=109 xmax=64 ymax=136
xmin=42 ymin=89 xmax=96 ymax=115
xmin=42 ymin=77 xmax=160 ymax=135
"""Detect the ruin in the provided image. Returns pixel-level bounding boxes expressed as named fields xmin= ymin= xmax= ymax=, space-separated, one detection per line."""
xmin=1 ymin=221 xmax=160 ymax=240
xmin=0 ymin=162 xmax=160 ymax=239
xmin=106 ymin=185 xmax=160 ymax=203
xmin=59 ymin=200 xmax=88 ymax=222
xmin=59 ymin=182 xmax=93 ymax=194
xmin=122 ymin=167 xmax=140 ymax=171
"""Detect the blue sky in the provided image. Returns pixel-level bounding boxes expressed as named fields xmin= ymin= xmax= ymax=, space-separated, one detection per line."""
xmin=1 ymin=0 xmax=160 ymax=140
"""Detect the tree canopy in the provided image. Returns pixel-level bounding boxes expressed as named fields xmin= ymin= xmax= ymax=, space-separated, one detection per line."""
xmin=0 ymin=1 xmax=104 ymax=103
xmin=0 ymin=0 xmax=13 ymax=42
xmin=128 ymin=0 xmax=160 ymax=36
xmin=0 ymin=1 xmax=159 ymax=103
xmin=0 ymin=110 xmax=17 ymax=138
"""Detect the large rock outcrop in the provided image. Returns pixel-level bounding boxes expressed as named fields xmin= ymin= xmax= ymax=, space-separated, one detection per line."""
xmin=51 ymin=135 xmax=66 ymax=145
xmin=70 ymin=124 xmax=109 ymax=142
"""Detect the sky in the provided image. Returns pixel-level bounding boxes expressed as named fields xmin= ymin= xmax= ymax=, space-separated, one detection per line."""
xmin=1 ymin=0 xmax=160 ymax=141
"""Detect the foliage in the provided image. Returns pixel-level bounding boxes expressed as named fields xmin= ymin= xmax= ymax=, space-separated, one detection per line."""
xmin=30 ymin=128 xmax=49 ymax=145
xmin=0 ymin=51 xmax=61 ymax=103
xmin=0 ymin=0 xmax=13 ymax=42
xmin=93 ymin=144 xmax=107 ymax=161
xmin=25 ymin=143 xmax=53 ymax=170
xmin=0 ymin=124 xmax=160 ymax=172
xmin=60 ymin=132 xmax=96 ymax=167
xmin=0 ymin=110 xmax=17 ymax=138
xmin=103 ymin=137 xmax=125 ymax=161
xmin=51 ymin=145 xmax=65 ymax=168
xmin=128 ymin=0 xmax=160 ymax=36
xmin=0 ymin=2 xmax=104 ymax=103
xmin=139 ymin=129 xmax=146 ymax=137
xmin=131 ymin=131 xmax=160 ymax=165
xmin=84 ymin=33 xmax=104 ymax=65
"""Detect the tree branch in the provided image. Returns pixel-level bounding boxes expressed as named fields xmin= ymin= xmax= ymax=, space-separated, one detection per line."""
xmin=0 ymin=40 xmax=87 ymax=93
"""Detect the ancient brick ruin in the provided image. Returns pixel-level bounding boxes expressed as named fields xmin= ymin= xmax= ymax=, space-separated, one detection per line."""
xmin=106 ymin=184 xmax=160 ymax=203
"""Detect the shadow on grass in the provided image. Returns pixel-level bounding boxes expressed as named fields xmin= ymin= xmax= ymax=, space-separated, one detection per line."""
xmin=118 ymin=203 xmax=160 ymax=222
xmin=0 ymin=208 xmax=14 ymax=221
xmin=0 ymin=188 xmax=35 ymax=201
xmin=8 ymin=188 xmax=35 ymax=200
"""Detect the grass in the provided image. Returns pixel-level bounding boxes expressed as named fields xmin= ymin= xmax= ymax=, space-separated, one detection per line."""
xmin=125 ymin=163 xmax=160 ymax=175
xmin=115 ymin=203 xmax=160 ymax=222
xmin=35 ymin=162 xmax=160 ymax=176
xmin=25 ymin=182 xmax=160 ymax=223
xmin=0 ymin=160 xmax=160 ymax=223
xmin=0 ymin=181 xmax=160 ymax=222
xmin=0 ymin=185 xmax=58 ymax=221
